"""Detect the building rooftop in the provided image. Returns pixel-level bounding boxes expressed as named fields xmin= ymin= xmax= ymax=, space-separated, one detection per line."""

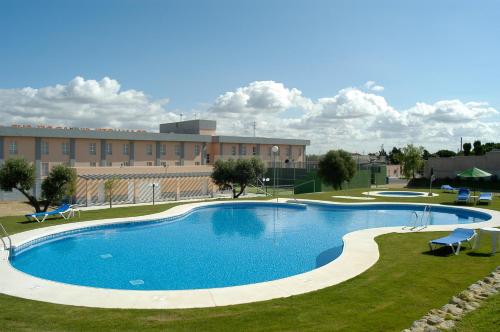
xmin=0 ymin=120 xmax=310 ymax=146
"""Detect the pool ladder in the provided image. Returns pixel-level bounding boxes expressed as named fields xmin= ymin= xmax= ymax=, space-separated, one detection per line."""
xmin=403 ymin=205 xmax=432 ymax=230
xmin=0 ymin=222 xmax=13 ymax=256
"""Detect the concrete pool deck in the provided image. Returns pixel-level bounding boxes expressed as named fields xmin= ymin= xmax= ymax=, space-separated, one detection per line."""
xmin=1 ymin=199 xmax=499 ymax=309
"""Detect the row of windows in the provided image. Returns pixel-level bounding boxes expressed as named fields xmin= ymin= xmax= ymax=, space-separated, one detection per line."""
xmin=6 ymin=141 xmax=203 ymax=157
xmin=227 ymin=145 xmax=301 ymax=157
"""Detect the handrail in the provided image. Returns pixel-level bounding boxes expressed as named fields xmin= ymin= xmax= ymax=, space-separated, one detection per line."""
xmin=0 ymin=222 xmax=12 ymax=255
xmin=404 ymin=205 xmax=432 ymax=231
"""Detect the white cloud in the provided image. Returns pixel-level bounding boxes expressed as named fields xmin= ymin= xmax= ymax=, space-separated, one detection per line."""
xmin=364 ymin=80 xmax=384 ymax=92
xmin=0 ymin=76 xmax=177 ymax=130
xmin=1 ymin=77 xmax=498 ymax=153
xmin=207 ymin=81 xmax=499 ymax=153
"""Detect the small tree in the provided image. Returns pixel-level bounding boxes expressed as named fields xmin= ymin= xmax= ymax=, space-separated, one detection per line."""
xmin=0 ymin=159 xmax=76 ymax=212
xmin=473 ymin=140 xmax=484 ymax=156
xmin=401 ymin=144 xmax=424 ymax=179
xmin=388 ymin=147 xmax=402 ymax=164
xmin=317 ymin=150 xmax=356 ymax=190
xmin=211 ymin=158 xmax=266 ymax=198
xmin=104 ymin=177 xmax=118 ymax=208
xmin=0 ymin=158 xmax=40 ymax=211
xmin=463 ymin=142 xmax=472 ymax=156
xmin=41 ymin=165 xmax=76 ymax=211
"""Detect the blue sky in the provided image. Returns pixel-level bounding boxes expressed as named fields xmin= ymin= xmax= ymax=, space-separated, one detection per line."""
xmin=1 ymin=0 xmax=499 ymax=152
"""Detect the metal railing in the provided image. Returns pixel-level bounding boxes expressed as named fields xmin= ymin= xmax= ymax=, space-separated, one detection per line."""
xmin=404 ymin=205 xmax=432 ymax=230
xmin=0 ymin=222 xmax=12 ymax=255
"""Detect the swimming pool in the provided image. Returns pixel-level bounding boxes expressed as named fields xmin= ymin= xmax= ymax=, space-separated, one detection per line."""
xmin=10 ymin=202 xmax=490 ymax=291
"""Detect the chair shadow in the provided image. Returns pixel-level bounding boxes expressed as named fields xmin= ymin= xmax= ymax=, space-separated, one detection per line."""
xmin=466 ymin=252 xmax=493 ymax=257
xmin=422 ymin=246 xmax=468 ymax=257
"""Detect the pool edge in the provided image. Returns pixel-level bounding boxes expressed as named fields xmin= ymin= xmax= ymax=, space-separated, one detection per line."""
xmin=0 ymin=199 xmax=499 ymax=309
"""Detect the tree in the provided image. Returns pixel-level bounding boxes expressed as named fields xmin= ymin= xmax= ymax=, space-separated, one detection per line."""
xmin=0 ymin=159 xmax=76 ymax=212
xmin=401 ymin=144 xmax=424 ymax=179
xmin=422 ymin=149 xmax=431 ymax=160
xmin=211 ymin=158 xmax=266 ymax=198
xmin=463 ymin=142 xmax=471 ymax=156
xmin=388 ymin=147 xmax=402 ymax=164
xmin=41 ymin=165 xmax=76 ymax=211
xmin=0 ymin=158 xmax=40 ymax=211
xmin=317 ymin=150 xmax=356 ymax=190
xmin=473 ymin=140 xmax=484 ymax=156
xmin=104 ymin=177 xmax=118 ymax=208
xmin=436 ymin=149 xmax=457 ymax=158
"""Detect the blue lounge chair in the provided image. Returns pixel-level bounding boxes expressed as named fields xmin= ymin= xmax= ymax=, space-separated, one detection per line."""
xmin=429 ymin=228 xmax=477 ymax=255
xmin=25 ymin=204 xmax=73 ymax=223
xmin=441 ymin=185 xmax=456 ymax=192
xmin=455 ymin=188 xmax=471 ymax=204
xmin=478 ymin=192 xmax=493 ymax=204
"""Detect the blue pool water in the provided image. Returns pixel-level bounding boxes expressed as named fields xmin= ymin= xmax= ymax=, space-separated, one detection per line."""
xmin=376 ymin=191 xmax=426 ymax=196
xmin=11 ymin=202 xmax=490 ymax=290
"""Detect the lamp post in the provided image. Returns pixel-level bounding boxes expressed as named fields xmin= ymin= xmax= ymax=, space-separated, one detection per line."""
xmin=272 ymin=145 xmax=279 ymax=198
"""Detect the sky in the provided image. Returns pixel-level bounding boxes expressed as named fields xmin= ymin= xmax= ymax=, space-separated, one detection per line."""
xmin=1 ymin=0 xmax=499 ymax=153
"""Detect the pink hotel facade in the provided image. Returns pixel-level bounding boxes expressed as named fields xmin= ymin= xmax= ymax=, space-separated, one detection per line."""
xmin=0 ymin=120 xmax=310 ymax=199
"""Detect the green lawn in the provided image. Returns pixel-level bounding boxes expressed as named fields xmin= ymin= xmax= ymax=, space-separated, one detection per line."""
xmin=0 ymin=189 xmax=499 ymax=331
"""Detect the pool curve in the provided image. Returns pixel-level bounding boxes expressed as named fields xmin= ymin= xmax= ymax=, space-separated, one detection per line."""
xmin=0 ymin=199 xmax=498 ymax=309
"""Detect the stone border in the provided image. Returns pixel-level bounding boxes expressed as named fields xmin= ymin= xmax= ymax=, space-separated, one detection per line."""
xmin=0 ymin=199 xmax=499 ymax=309
xmin=362 ymin=191 xmax=439 ymax=198
xmin=405 ymin=266 xmax=500 ymax=332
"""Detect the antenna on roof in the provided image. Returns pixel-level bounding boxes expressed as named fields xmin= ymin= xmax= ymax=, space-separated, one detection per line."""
xmin=252 ymin=121 xmax=256 ymax=137
xmin=179 ymin=113 xmax=183 ymax=122
xmin=194 ymin=112 xmax=198 ymax=120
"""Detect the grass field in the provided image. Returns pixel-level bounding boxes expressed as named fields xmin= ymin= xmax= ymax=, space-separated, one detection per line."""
xmin=0 ymin=188 xmax=499 ymax=331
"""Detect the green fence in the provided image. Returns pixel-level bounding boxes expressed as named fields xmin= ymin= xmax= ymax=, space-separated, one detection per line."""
xmin=266 ymin=165 xmax=387 ymax=195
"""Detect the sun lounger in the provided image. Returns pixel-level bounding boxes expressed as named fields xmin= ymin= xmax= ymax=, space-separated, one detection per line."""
xmin=441 ymin=185 xmax=456 ymax=192
xmin=455 ymin=188 xmax=470 ymax=204
xmin=25 ymin=204 xmax=73 ymax=222
xmin=478 ymin=192 xmax=493 ymax=204
xmin=429 ymin=228 xmax=476 ymax=255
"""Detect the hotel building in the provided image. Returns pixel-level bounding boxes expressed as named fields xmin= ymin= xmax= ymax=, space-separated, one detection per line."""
xmin=0 ymin=120 xmax=309 ymax=203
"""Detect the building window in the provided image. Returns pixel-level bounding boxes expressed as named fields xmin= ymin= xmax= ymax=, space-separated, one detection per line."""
xmin=231 ymin=146 xmax=236 ymax=156
xmin=206 ymin=154 xmax=210 ymax=164
xmin=122 ymin=161 xmax=130 ymax=167
xmin=90 ymin=161 xmax=97 ymax=167
xmin=8 ymin=141 xmax=17 ymax=155
xmin=147 ymin=161 xmax=153 ymax=166
xmin=41 ymin=163 xmax=49 ymax=176
xmin=241 ymin=146 xmax=247 ymax=155
xmin=286 ymin=146 xmax=292 ymax=157
xmin=161 ymin=161 xmax=167 ymax=167
xmin=106 ymin=143 xmax=112 ymax=155
xmin=123 ymin=143 xmax=129 ymax=155
xmin=146 ymin=144 xmax=153 ymax=155
xmin=195 ymin=161 xmax=200 ymax=166
xmin=61 ymin=142 xmax=70 ymax=155
xmin=41 ymin=140 xmax=49 ymax=155
xmin=175 ymin=160 xmax=182 ymax=166
xmin=252 ymin=146 xmax=256 ymax=156
xmin=107 ymin=162 xmax=113 ymax=167
xmin=89 ymin=143 xmax=97 ymax=155
xmin=175 ymin=145 xmax=182 ymax=156
xmin=194 ymin=144 xmax=200 ymax=156
xmin=160 ymin=144 xmax=166 ymax=156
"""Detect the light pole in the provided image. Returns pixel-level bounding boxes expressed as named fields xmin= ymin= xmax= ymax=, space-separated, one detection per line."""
xmin=272 ymin=145 xmax=279 ymax=199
